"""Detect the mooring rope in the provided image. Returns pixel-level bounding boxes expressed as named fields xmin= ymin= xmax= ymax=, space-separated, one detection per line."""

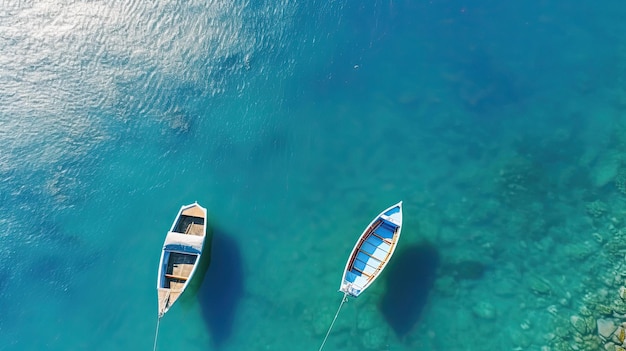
xmin=152 ymin=317 xmax=161 ymax=351
xmin=317 ymin=293 xmax=349 ymax=351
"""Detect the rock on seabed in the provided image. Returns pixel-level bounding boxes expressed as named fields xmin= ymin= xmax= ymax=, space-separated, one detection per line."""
xmin=472 ymin=301 xmax=496 ymax=320
xmin=597 ymin=318 xmax=617 ymax=340
xmin=570 ymin=315 xmax=588 ymax=335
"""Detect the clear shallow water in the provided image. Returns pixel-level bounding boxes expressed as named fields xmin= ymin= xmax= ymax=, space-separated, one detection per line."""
xmin=2 ymin=1 xmax=626 ymax=350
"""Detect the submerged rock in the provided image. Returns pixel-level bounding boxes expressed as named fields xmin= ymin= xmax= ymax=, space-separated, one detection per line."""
xmin=597 ymin=318 xmax=617 ymax=340
xmin=168 ymin=112 xmax=191 ymax=135
xmin=528 ymin=275 xmax=552 ymax=295
xmin=472 ymin=301 xmax=496 ymax=320
xmin=611 ymin=298 xmax=626 ymax=315
xmin=591 ymin=155 xmax=620 ymax=188
xmin=570 ymin=315 xmax=588 ymax=335
xmin=596 ymin=304 xmax=614 ymax=316
xmin=612 ymin=325 xmax=626 ymax=345
xmin=616 ymin=170 xmax=626 ymax=196
xmin=586 ymin=200 xmax=608 ymax=218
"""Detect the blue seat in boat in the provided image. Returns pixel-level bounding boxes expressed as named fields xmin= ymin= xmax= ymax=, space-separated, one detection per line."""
xmin=353 ymin=258 xmax=367 ymax=272
xmin=357 ymin=251 xmax=378 ymax=263
xmin=384 ymin=206 xmax=400 ymax=216
xmin=345 ymin=270 xmax=358 ymax=282
xmin=374 ymin=222 xmax=395 ymax=239
xmin=361 ymin=241 xmax=377 ymax=255
xmin=366 ymin=235 xmax=383 ymax=246
xmin=384 ymin=220 xmax=397 ymax=230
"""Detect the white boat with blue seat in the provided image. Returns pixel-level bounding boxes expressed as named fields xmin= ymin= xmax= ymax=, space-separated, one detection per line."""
xmin=340 ymin=201 xmax=403 ymax=297
xmin=317 ymin=201 xmax=404 ymax=351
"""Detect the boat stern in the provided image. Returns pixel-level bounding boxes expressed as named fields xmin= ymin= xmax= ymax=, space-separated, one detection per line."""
xmin=340 ymin=282 xmax=361 ymax=298
xmin=157 ymin=288 xmax=171 ymax=317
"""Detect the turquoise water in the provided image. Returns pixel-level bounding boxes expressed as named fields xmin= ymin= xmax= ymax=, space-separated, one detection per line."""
xmin=2 ymin=1 xmax=626 ymax=350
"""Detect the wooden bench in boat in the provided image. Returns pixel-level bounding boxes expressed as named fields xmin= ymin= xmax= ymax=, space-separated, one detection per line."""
xmin=185 ymin=222 xmax=204 ymax=235
xmin=366 ymin=219 xmax=393 ymax=244
xmin=351 ymin=266 xmax=372 ymax=278
xmin=165 ymin=273 xmax=189 ymax=281
xmin=370 ymin=231 xmax=393 ymax=244
xmin=358 ymin=249 xmax=382 ymax=262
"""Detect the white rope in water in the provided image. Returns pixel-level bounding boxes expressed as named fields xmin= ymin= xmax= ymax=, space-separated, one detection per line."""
xmin=317 ymin=293 xmax=349 ymax=351
xmin=152 ymin=317 xmax=161 ymax=351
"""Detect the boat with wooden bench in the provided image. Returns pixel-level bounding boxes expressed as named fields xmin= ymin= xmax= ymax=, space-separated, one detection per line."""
xmin=156 ymin=202 xmax=208 ymax=318
xmin=317 ymin=201 xmax=404 ymax=351
xmin=340 ymin=201 xmax=403 ymax=298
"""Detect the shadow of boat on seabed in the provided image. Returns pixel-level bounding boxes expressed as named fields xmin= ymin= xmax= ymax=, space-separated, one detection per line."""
xmin=379 ymin=242 xmax=441 ymax=338
xmin=197 ymin=229 xmax=244 ymax=348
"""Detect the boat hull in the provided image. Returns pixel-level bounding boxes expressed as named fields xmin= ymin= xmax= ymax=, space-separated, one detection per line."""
xmin=340 ymin=201 xmax=403 ymax=298
xmin=157 ymin=202 xmax=209 ymax=317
